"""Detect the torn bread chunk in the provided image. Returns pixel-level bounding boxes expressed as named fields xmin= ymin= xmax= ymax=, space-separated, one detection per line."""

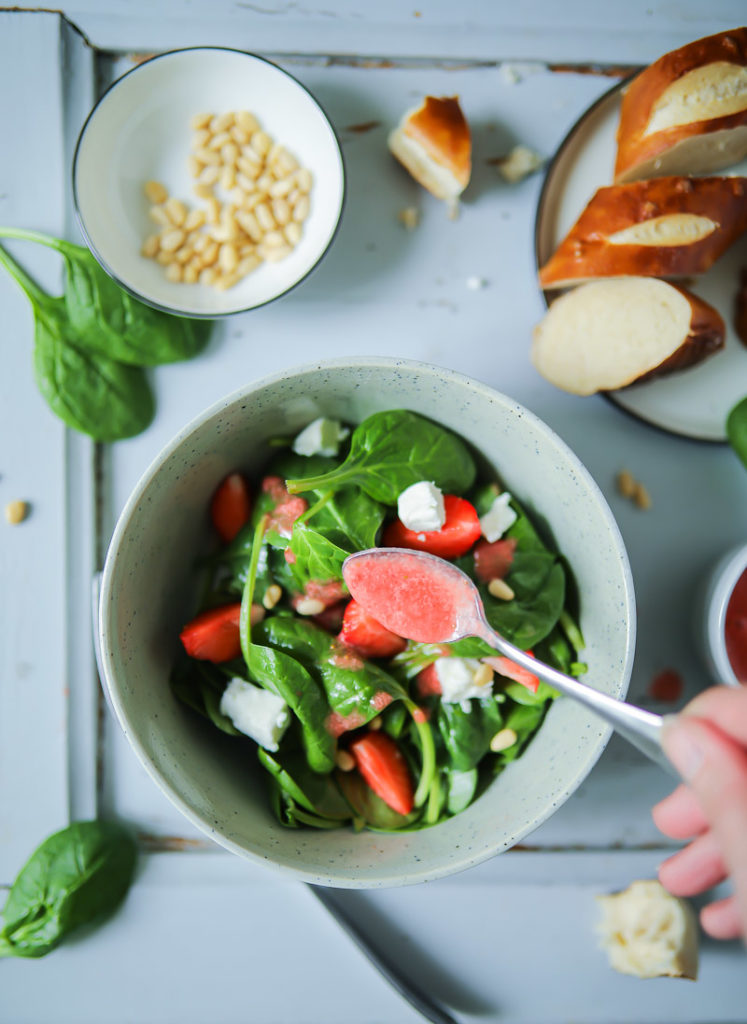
xmin=615 ymin=28 xmax=747 ymax=182
xmin=596 ymin=880 xmax=699 ymax=980
xmin=531 ymin=278 xmax=725 ymax=395
xmin=539 ymin=176 xmax=747 ymax=289
xmin=388 ymin=96 xmax=471 ymax=207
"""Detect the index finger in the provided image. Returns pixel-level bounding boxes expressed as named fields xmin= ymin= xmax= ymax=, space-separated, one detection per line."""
xmin=678 ymin=686 xmax=747 ymax=747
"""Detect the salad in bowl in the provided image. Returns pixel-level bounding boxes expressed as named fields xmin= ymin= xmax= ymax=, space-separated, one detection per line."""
xmin=172 ymin=409 xmax=585 ymax=832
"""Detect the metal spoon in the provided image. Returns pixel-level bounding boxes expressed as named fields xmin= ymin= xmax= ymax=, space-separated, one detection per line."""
xmin=342 ymin=547 xmax=674 ymax=775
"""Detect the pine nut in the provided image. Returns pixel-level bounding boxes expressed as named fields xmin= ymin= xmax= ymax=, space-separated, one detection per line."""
xmin=5 ymin=499 xmax=29 ymax=525
xmin=293 ymin=195 xmax=310 ymax=222
xmin=201 ymin=241 xmax=219 ymax=266
xmin=633 ymin=482 xmax=652 ymax=510
xmin=295 ymin=597 xmax=325 ymax=616
xmin=174 ymin=245 xmax=194 ymax=264
xmin=165 ymin=197 xmax=187 ymax=227
xmin=490 ymin=728 xmax=517 ymax=752
xmin=220 ymin=166 xmax=237 ymax=191
xmin=193 ymin=183 xmax=214 ymax=200
xmin=192 ymin=128 xmax=211 ymax=149
xmin=155 ymin=250 xmax=174 ymax=266
xmin=210 ymin=112 xmax=235 ymax=132
xmin=283 ymin=222 xmax=302 ymax=246
xmin=277 ymin=150 xmax=300 ymax=176
xmin=184 ymin=208 xmax=206 ymax=231
xmin=262 ymin=584 xmax=283 ymax=609
xmin=190 ymin=112 xmax=212 ymax=130
xmin=256 ymin=173 xmax=275 ymax=193
xmin=259 ymin=243 xmax=292 ymax=262
xmin=205 ymin=197 xmax=221 ymax=224
xmin=255 ymin=202 xmax=275 ymax=231
xmin=243 ymin=191 xmax=266 ymax=212
xmin=271 ymin=197 xmax=291 ymax=226
xmin=183 ymin=264 xmax=199 ymax=284
xmin=294 ymin=167 xmax=312 ymax=192
xmin=165 ymin=262 xmax=183 ymax=283
xmin=473 ymin=663 xmax=494 ymax=688
xmin=160 ymin=229 xmax=185 ymax=252
xmin=251 ymin=130 xmax=272 ymax=156
xmin=269 ymin=178 xmax=293 ymax=199
xmin=488 ymin=578 xmax=515 ymax=601
xmin=213 ymin=271 xmax=239 ymax=291
xmin=194 ymin=147 xmax=221 ymax=166
xmin=616 ymin=469 xmax=636 ymax=498
xmin=149 ymin=205 xmax=171 ymax=227
xmin=237 ymin=253 xmax=262 ymax=276
xmin=262 ymin=229 xmax=285 ymax=249
xmin=221 ymin=142 xmax=239 ymax=164
xmin=287 ymin=188 xmax=302 ymax=206
xmin=236 ymin=171 xmax=259 ymax=193
xmin=144 ymin=179 xmax=168 ymax=204
xmin=208 ymin=130 xmax=231 ymax=151
xmin=141 ymin=234 xmax=160 ymax=258
xmin=199 ymin=165 xmax=221 ymax=187
xmin=368 ymin=716 xmax=383 ymax=731
xmin=187 ymin=155 xmax=203 ymax=178
xmin=199 ymin=267 xmax=217 ymax=286
xmin=230 ymin=125 xmax=250 ymax=145
xmin=236 ymin=209 xmax=263 ymax=243
xmin=335 ymin=750 xmax=356 ymax=772
xmin=219 ymin=243 xmax=238 ymax=272
xmin=236 ymin=110 xmax=259 ymax=132
xmin=192 ymin=233 xmax=208 ymax=253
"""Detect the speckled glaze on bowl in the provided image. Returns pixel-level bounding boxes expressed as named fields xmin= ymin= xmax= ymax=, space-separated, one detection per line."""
xmin=698 ymin=542 xmax=747 ymax=688
xmin=98 ymin=357 xmax=635 ymax=888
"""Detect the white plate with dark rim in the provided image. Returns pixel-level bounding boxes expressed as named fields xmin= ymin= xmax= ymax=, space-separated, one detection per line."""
xmin=73 ymin=47 xmax=345 ymax=318
xmin=535 ymin=77 xmax=747 ymax=443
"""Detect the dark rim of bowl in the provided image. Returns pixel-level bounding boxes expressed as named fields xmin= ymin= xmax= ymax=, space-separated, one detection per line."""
xmin=532 ymin=69 xmax=726 ymax=447
xmin=71 ymin=45 xmax=347 ymax=319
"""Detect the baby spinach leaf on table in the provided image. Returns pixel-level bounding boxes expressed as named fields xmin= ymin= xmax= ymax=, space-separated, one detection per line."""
xmin=727 ymin=396 xmax=747 ymax=471
xmin=437 ymin=697 xmax=504 ymax=772
xmin=0 ymin=821 xmax=136 ymax=959
xmin=33 ymin=300 xmax=155 ymax=441
xmin=0 ymin=227 xmax=211 ymax=365
xmin=285 ymin=410 xmax=477 ymax=502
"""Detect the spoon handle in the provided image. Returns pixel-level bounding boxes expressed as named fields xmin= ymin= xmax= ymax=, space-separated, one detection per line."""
xmin=474 ymin=622 xmax=675 ymax=776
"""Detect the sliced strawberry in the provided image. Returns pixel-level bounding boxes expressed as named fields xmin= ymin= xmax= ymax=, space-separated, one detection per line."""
xmin=348 ymin=731 xmax=414 ymax=815
xmin=473 ymin=537 xmax=517 ymax=583
xmin=485 ymin=652 xmax=540 ymax=694
xmin=415 ymin=662 xmax=442 ymax=697
xmin=180 ymin=603 xmax=242 ymax=663
xmin=339 ymin=599 xmax=407 ymax=659
xmin=382 ymin=494 xmax=481 ymax=560
xmin=210 ymin=473 xmax=252 ymax=543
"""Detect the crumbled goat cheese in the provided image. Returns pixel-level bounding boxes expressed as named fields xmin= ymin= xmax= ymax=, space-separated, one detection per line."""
xmin=397 ymin=480 xmax=446 ymax=532
xmin=479 ymin=492 xmax=517 ymax=542
xmin=435 ymin=657 xmax=494 ymax=711
xmin=498 ymin=145 xmax=545 ymax=183
xmin=219 ymin=678 xmax=291 ymax=751
xmin=292 ymin=417 xmax=349 ymax=457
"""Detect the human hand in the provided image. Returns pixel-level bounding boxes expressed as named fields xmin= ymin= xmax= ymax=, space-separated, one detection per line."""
xmin=652 ymin=686 xmax=747 ymax=942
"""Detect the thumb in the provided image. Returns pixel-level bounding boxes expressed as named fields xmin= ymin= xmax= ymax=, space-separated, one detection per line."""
xmin=661 ymin=715 xmax=747 ymax=933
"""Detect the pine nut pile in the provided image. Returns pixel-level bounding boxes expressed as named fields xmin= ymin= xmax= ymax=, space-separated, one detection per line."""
xmin=141 ymin=110 xmax=313 ymax=291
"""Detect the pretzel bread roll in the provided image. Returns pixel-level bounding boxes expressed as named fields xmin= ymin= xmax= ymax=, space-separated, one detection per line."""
xmin=531 ymin=278 xmax=725 ymax=395
xmin=614 ymin=27 xmax=747 ymax=182
xmin=388 ymin=96 xmax=471 ymax=203
xmin=539 ymin=176 xmax=747 ymax=289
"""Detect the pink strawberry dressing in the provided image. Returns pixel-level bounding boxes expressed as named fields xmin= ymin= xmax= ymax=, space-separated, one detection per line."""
xmin=342 ymin=549 xmax=476 ymax=643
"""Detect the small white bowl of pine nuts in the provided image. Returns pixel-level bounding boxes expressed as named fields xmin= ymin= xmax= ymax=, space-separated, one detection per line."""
xmin=72 ymin=48 xmax=345 ymax=316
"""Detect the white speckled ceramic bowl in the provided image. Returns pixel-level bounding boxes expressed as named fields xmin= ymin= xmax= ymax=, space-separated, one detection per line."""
xmin=698 ymin=542 xmax=747 ymax=688
xmin=98 ymin=358 xmax=635 ymax=887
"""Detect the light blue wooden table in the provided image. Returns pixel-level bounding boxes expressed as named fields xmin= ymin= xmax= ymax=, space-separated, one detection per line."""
xmin=1 ymin=5 xmax=746 ymax=1021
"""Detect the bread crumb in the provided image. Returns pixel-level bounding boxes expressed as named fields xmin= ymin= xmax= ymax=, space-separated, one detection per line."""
xmin=398 ymin=206 xmax=420 ymax=230
xmin=5 ymin=500 xmax=29 ymax=525
xmin=498 ymin=145 xmax=545 ymax=183
xmin=616 ymin=469 xmax=651 ymax=509
xmin=633 ymin=481 xmax=652 ymax=509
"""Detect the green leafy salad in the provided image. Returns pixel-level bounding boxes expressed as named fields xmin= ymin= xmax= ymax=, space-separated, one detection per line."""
xmin=172 ymin=410 xmax=586 ymax=832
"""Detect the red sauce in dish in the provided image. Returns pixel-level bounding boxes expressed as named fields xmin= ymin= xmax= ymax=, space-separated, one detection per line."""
xmin=725 ymin=568 xmax=747 ymax=683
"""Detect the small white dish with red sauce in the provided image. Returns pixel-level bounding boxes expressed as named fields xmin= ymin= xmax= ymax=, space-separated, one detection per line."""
xmin=700 ymin=542 xmax=747 ymax=688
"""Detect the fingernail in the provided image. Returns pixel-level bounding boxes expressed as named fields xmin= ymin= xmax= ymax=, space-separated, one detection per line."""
xmin=661 ymin=717 xmax=704 ymax=782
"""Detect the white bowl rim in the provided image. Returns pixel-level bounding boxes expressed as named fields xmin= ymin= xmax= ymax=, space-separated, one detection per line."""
xmin=705 ymin=542 xmax=747 ymax=687
xmin=98 ymin=356 xmax=636 ymax=885
xmin=71 ymin=45 xmax=346 ymax=319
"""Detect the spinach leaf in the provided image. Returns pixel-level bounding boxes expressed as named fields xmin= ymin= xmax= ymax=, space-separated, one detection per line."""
xmin=0 ymin=821 xmax=136 ymax=959
xmin=33 ymin=298 xmax=155 ymax=441
xmin=446 ymin=768 xmax=478 ymax=814
xmin=437 ymin=697 xmax=504 ymax=771
xmin=170 ymin=658 xmax=240 ymax=735
xmin=288 ymin=523 xmax=352 ymax=588
xmin=336 ymin=770 xmax=422 ymax=830
xmin=727 ymin=396 xmax=747 ymax=471
xmin=258 ymin=748 xmax=351 ymax=822
xmin=285 ymin=410 xmax=477 ymax=502
xmin=0 ymin=227 xmax=211 ymax=366
xmin=498 ymin=703 xmax=547 ymax=764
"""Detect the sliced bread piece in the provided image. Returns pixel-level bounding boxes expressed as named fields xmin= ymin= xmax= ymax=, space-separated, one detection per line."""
xmin=388 ymin=96 xmax=471 ymax=207
xmin=539 ymin=176 xmax=747 ymax=289
xmin=614 ymin=27 xmax=747 ymax=182
xmin=531 ymin=278 xmax=725 ymax=395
